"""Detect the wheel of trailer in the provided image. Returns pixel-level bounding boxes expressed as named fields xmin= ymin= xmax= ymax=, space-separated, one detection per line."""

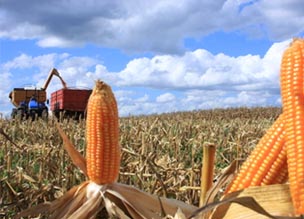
xmin=54 ymin=110 xmax=60 ymax=120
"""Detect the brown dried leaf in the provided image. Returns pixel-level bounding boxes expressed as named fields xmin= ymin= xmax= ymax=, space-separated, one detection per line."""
xmin=13 ymin=202 xmax=52 ymax=219
xmin=211 ymin=184 xmax=299 ymax=219
xmin=188 ymin=189 xmax=298 ymax=219
xmin=13 ymin=181 xmax=103 ymax=219
xmin=104 ymin=182 xmax=198 ymax=219
xmin=14 ymin=181 xmax=196 ymax=219
xmin=174 ymin=208 xmax=187 ymax=219
xmin=103 ymin=197 xmax=132 ymax=219
xmin=56 ymin=122 xmax=87 ymax=176
xmin=205 ymin=159 xmax=243 ymax=205
xmin=22 ymin=173 xmax=36 ymax=183
xmin=0 ymin=127 xmax=22 ymax=149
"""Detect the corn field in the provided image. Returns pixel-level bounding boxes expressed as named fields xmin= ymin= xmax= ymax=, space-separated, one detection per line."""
xmin=0 ymin=107 xmax=281 ymax=218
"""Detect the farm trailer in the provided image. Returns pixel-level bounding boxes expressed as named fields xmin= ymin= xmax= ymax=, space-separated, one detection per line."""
xmin=50 ymin=88 xmax=92 ymax=119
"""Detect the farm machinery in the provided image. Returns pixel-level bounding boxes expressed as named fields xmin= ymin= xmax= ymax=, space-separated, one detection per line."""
xmin=50 ymin=86 xmax=92 ymax=119
xmin=9 ymin=68 xmax=92 ymax=120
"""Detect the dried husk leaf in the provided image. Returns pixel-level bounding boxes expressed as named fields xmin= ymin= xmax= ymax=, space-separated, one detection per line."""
xmin=211 ymin=184 xmax=298 ymax=219
xmin=14 ymin=181 xmax=198 ymax=219
xmin=174 ymin=208 xmax=187 ymax=219
xmin=103 ymin=196 xmax=132 ymax=219
xmin=204 ymin=159 xmax=243 ymax=205
xmin=13 ymin=181 xmax=94 ymax=219
xmin=65 ymin=185 xmax=103 ymax=219
xmin=104 ymin=182 xmax=198 ymax=219
xmin=163 ymin=208 xmax=187 ymax=219
xmin=56 ymin=122 xmax=87 ymax=176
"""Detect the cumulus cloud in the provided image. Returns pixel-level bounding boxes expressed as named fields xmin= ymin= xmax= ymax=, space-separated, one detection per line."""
xmin=0 ymin=39 xmax=288 ymax=116
xmin=114 ymin=40 xmax=288 ymax=114
xmin=3 ymin=53 xmax=58 ymax=71
xmin=1 ymin=0 xmax=303 ymax=53
xmin=156 ymin=93 xmax=176 ymax=103
xmin=239 ymin=0 xmax=304 ymax=40
xmin=116 ymin=40 xmax=290 ymax=92
xmin=2 ymin=0 xmax=301 ymax=118
xmin=0 ymin=71 xmax=12 ymax=115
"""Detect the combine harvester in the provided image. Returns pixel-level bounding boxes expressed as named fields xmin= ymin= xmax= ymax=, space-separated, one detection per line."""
xmin=9 ymin=68 xmax=92 ymax=120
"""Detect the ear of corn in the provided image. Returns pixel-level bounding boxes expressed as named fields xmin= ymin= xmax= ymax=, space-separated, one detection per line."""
xmin=225 ymin=114 xmax=287 ymax=194
xmin=86 ymin=80 xmax=120 ymax=185
xmin=280 ymin=38 xmax=304 ymax=214
xmin=225 ymin=38 xmax=304 ymax=215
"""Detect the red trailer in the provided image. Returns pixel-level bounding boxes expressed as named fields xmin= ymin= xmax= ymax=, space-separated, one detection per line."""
xmin=50 ymin=88 xmax=92 ymax=119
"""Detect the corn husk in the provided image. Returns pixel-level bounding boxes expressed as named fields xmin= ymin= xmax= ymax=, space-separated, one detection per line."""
xmin=211 ymin=183 xmax=297 ymax=219
xmin=188 ymin=183 xmax=298 ymax=219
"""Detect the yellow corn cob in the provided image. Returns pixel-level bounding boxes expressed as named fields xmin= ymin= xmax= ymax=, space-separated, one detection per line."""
xmin=86 ymin=80 xmax=120 ymax=185
xmin=280 ymin=38 xmax=304 ymax=214
xmin=262 ymin=145 xmax=288 ymax=185
xmin=225 ymin=114 xmax=287 ymax=193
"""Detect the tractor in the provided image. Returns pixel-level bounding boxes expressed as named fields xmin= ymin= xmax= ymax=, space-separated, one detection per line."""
xmin=9 ymin=68 xmax=67 ymax=120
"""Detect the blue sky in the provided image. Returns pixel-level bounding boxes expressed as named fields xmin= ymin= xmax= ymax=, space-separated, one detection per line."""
xmin=1 ymin=0 xmax=304 ymax=117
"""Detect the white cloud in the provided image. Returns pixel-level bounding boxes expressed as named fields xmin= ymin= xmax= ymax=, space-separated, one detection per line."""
xmin=3 ymin=53 xmax=58 ymax=72
xmin=0 ymin=72 xmax=12 ymax=113
xmin=117 ymin=92 xmax=157 ymax=116
xmin=1 ymin=0 xmax=303 ymax=53
xmin=240 ymin=1 xmax=304 ymax=40
xmin=2 ymin=0 xmax=300 ymax=117
xmin=37 ymin=37 xmax=80 ymax=48
xmin=136 ymin=94 xmax=150 ymax=103
xmin=0 ymin=39 xmax=287 ymax=117
xmin=116 ymin=40 xmax=290 ymax=93
xmin=156 ymin=93 xmax=176 ymax=103
xmin=223 ymin=91 xmax=268 ymax=106
xmin=181 ymin=89 xmax=226 ymax=110
xmin=262 ymin=40 xmax=291 ymax=81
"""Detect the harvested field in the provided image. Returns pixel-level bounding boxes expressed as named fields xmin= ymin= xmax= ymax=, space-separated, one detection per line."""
xmin=0 ymin=107 xmax=281 ymax=218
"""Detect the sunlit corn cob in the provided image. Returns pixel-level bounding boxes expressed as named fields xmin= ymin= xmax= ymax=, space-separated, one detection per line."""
xmin=86 ymin=80 xmax=120 ymax=185
xmin=280 ymin=38 xmax=304 ymax=214
xmin=225 ymin=114 xmax=287 ymax=193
